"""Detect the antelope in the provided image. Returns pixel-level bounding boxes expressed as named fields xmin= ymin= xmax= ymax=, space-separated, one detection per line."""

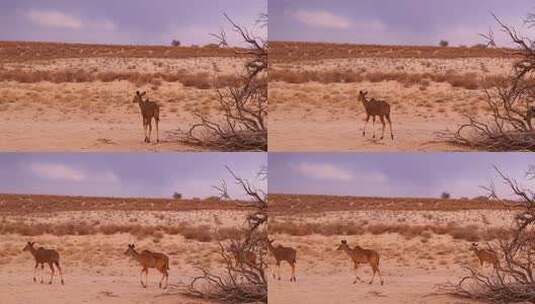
xmin=358 ymin=90 xmax=394 ymax=140
xmin=132 ymin=91 xmax=160 ymax=143
xmin=229 ymin=243 xmax=257 ymax=267
xmin=337 ymin=240 xmax=384 ymax=285
xmin=267 ymin=239 xmax=297 ymax=282
xmin=22 ymin=241 xmax=64 ymax=285
xmin=470 ymin=243 xmax=500 ymax=269
xmin=124 ymin=244 xmax=169 ymax=289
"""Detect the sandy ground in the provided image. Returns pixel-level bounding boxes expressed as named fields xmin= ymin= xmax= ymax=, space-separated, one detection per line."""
xmin=268 ymin=209 xmax=514 ymax=304
xmin=0 ymin=57 xmax=246 ymax=151
xmin=0 ymin=209 xmax=247 ymax=304
xmin=269 ymin=57 xmax=515 ymax=152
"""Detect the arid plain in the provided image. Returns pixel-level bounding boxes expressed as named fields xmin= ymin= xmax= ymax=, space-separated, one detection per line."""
xmin=268 ymin=194 xmax=515 ymax=304
xmin=0 ymin=194 xmax=252 ymax=304
xmin=0 ymin=42 xmax=248 ymax=151
xmin=269 ymin=42 xmax=516 ymax=151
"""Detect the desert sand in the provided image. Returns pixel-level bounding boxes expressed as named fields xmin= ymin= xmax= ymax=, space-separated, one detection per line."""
xmin=268 ymin=195 xmax=515 ymax=304
xmin=269 ymin=42 xmax=516 ymax=152
xmin=0 ymin=194 xmax=251 ymax=304
xmin=0 ymin=42 xmax=248 ymax=151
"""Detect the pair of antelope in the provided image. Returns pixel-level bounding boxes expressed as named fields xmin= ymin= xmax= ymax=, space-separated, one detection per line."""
xmin=267 ymin=239 xmax=383 ymax=285
xmin=23 ymin=241 xmax=169 ymax=289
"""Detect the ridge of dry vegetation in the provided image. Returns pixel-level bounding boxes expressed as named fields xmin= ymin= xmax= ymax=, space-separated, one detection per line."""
xmin=0 ymin=193 xmax=247 ymax=214
xmin=270 ymin=69 xmax=507 ymax=90
xmin=269 ymin=194 xmax=514 ymax=213
xmin=0 ymin=41 xmax=246 ymax=63
xmin=270 ymin=41 xmax=516 ymax=62
xmin=0 ymin=220 xmax=241 ymax=243
xmin=0 ymin=67 xmax=240 ymax=90
xmin=269 ymin=220 xmax=511 ymax=243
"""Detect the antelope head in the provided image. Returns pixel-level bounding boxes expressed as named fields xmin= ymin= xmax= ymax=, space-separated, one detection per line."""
xmin=132 ymin=91 xmax=146 ymax=104
xmin=358 ymin=90 xmax=368 ymax=103
xmin=124 ymin=244 xmax=137 ymax=256
xmin=470 ymin=242 xmax=479 ymax=252
xmin=23 ymin=241 xmax=35 ymax=252
xmin=337 ymin=239 xmax=349 ymax=251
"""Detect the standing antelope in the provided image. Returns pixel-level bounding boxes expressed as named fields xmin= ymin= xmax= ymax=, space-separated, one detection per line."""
xmin=229 ymin=243 xmax=257 ymax=267
xmin=124 ymin=244 xmax=169 ymax=289
xmin=470 ymin=243 xmax=500 ymax=269
xmin=358 ymin=90 xmax=394 ymax=140
xmin=132 ymin=91 xmax=160 ymax=143
xmin=337 ymin=240 xmax=384 ymax=285
xmin=22 ymin=241 xmax=64 ymax=285
xmin=267 ymin=239 xmax=297 ymax=282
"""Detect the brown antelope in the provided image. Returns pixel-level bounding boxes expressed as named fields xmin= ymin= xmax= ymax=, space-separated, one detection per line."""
xmin=124 ymin=244 xmax=169 ymax=289
xmin=22 ymin=241 xmax=64 ymax=285
xmin=229 ymin=243 xmax=257 ymax=267
xmin=337 ymin=240 xmax=384 ymax=285
xmin=267 ymin=239 xmax=297 ymax=282
xmin=358 ymin=90 xmax=394 ymax=140
xmin=132 ymin=91 xmax=160 ymax=143
xmin=470 ymin=243 xmax=500 ymax=269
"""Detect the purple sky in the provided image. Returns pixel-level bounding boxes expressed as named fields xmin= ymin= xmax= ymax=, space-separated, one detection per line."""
xmin=0 ymin=153 xmax=266 ymax=199
xmin=0 ymin=0 xmax=266 ymax=45
xmin=269 ymin=0 xmax=534 ymax=46
xmin=269 ymin=153 xmax=535 ymax=199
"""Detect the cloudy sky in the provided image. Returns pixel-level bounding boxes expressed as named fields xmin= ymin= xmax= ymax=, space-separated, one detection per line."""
xmin=269 ymin=153 xmax=535 ymax=199
xmin=269 ymin=0 xmax=534 ymax=46
xmin=0 ymin=153 xmax=266 ymax=199
xmin=0 ymin=0 xmax=266 ymax=45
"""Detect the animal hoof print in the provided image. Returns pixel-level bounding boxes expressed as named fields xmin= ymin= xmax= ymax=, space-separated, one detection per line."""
xmin=61 ymin=280 xmax=65 ymax=285
xmin=33 ymin=278 xmax=36 ymax=282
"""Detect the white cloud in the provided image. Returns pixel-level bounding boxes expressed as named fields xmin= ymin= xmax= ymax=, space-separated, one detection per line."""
xmin=26 ymin=9 xmax=83 ymax=29
xmin=28 ymin=162 xmax=119 ymax=183
xmin=29 ymin=163 xmax=85 ymax=181
xmin=294 ymin=162 xmax=354 ymax=182
xmin=292 ymin=10 xmax=352 ymax=29
xmin=25 ymin=9 xmax=116 ymax=32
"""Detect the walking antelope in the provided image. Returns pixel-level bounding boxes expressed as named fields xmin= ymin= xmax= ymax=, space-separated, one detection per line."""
xmin=358 ymin=90 xmax=394 ymax=140
xmin=470 ymin=243 xmax=500 ymax=269
xmin=132 ymin=91 xmax=160 ymax=143
xmin=267 ymin=239 xmax=297 ymax=282
xmin=124 ymin=244 xmax=169 ymax=289
xmin=22 ymin=241 xmax=64 ymax=285
xmin=337 ymin=240 xmax=384 ymax=285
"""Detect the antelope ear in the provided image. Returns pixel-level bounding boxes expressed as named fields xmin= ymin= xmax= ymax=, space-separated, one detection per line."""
xmin=363 ymin=90 xmax=368 ymax=95
xmin=136 ymin=91 xmax=140 ymax=96
xmin=141 ymin=91 xmax=146 ymax=96
xmin=341 ymin=240 xmax=347 ymax=244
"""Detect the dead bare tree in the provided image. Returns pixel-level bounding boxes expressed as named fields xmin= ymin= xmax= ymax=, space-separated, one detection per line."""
xmin=210 ymin=28 xmax=229 ymax=48
xmin=440 ymin=165 xmax=535 ymax=303
xmin=179 ymin=13 xmax=267 ymax=151
xmin=440 ymin=13 xmax=535 ymax=151
xmin=180 ymin=166 xmax=268 ymax=303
